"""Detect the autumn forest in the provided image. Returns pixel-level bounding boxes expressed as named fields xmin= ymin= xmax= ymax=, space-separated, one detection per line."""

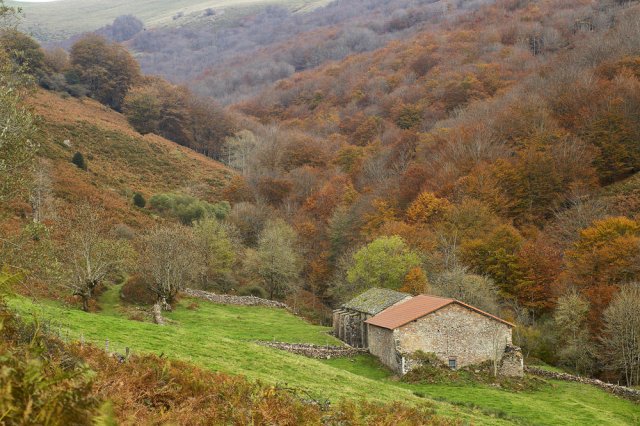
xmin=2 ymin=0 xmax=640 ymax=423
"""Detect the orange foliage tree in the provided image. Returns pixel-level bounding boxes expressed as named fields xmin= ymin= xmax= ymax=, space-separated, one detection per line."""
xmin=564 ymin=217 xmax=640 ymax=325
xmin=406 ymin=191 xmax=452 ymax=224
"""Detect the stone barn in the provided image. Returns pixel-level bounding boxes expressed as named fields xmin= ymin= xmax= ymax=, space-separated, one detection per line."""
xmin=365 ymin=295 xmax=521 ymax=376
xmin=333 ymin=288 xmax=410 ymax=348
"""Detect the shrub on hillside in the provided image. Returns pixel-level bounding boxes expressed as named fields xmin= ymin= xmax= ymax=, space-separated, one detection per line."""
xmin=238 ymin=284 xmax=267 ymax=299
xmin=148 ymin=192 xmax=230 ymax=225
xmin=71 ymin=151 xmax=87 ymax=170
xmin=121 ymin=274 xmax=156 ymax=305
xmin=132 ymin=192 xmax=146 ymax=208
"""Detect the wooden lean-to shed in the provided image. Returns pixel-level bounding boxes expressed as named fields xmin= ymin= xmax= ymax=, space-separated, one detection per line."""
xmin=333 ymin=288 xmax=411 ymax=348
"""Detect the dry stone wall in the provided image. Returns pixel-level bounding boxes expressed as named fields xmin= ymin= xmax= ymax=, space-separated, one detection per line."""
xmin=183 ymin=288 xmax=288 ymax=309
xmin=526 ymin=367 xmax=640 ymax=402
xmin=257 ymin=341 xmax=368 ymax=359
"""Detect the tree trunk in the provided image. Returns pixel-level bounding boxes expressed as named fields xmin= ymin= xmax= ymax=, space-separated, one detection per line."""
xmin=81 ymin=295 xmax=89 ymax=312
xmin=161 ymin=297 xmax=172 ymax=312
xmin=153 ymin=302 xmax=165 ymax=325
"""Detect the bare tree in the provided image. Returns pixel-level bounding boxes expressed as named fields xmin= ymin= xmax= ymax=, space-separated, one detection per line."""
xmin=601 ymin=284 xmax=640 ymax=386
xmin=431 ymin=266 xmax=499 ymax=315
xmin=223 ymin=130 xmax=257 ymax=176
xmin=29 ymin=159 xmax=54 ymax=223
xmin=62 ymin=205 xmax=134 ymax=311
xmin=139 ymin=225 xmax=197 ymax=324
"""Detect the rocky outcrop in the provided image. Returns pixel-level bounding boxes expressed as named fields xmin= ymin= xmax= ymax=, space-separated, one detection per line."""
xmin=525 ymin=366 xmax=640 ymax=402
xmin=183 ymin=288 xmax=288 ymax=309
xmin=257 ymin=341 xmax=368 ymax=359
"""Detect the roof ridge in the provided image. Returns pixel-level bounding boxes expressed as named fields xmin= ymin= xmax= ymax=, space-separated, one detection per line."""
xmin=365 ymin=294 xmax=513 ymax=329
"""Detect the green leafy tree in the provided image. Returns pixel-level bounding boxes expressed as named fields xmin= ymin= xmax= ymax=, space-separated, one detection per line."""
xmin=346 ymin=235 xmax=422 ymax=294
xmin=193 ymin=218 xmax=236 ymax=291
xmin=0 ymin=49 xmax=37 ymax=200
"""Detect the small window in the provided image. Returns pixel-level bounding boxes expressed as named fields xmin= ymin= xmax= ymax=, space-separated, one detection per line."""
xmin=448 ymin=358 xmax=457 ymax=370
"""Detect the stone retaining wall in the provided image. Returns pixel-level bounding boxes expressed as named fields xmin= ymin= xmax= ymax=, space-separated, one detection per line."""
xmin=257 ymin=341 xmax=368 ymax=359
xmin=183 ymin=288 xmax=288 ymax=309
xmin=525 ymin=366 xmax=640 ymax=402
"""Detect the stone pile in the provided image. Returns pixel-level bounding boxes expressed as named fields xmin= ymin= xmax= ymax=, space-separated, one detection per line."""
xmin=525 ymin=366 xmax=640 ymax=402
xmin=183 ymin=288 xmax=288 ymax=309
xmin=257 ymin=341 xmax=368 ymax=359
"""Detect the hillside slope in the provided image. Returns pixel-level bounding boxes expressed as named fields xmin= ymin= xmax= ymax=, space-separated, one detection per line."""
xmin=8 ymin=290 xmax=639 ymax=425
xmin=9 ymin=0 xmax=329 ymax=41
xmin=5 ymin=89 xmax=233 ymax=229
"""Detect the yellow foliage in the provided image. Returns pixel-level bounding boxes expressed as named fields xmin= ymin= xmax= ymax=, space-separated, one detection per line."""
xmin=400 ymin=266 xmax=430 ymax=295
xmin=406 ymin=191 xmax=452 ymax=224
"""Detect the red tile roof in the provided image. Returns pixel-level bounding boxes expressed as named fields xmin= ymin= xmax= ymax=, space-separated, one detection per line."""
xmin=364 ymin=295 xmax=514 ymax=330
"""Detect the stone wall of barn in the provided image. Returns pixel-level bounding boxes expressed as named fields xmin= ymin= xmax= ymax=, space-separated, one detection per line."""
xmin=367 ymin=324 xmax=401 ymax=372
xmin=396 ymin=303 xmax=512 ymax=369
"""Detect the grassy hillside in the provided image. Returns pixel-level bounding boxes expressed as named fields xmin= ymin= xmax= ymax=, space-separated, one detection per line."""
xmin=8 ymin=0 xmax=330 ymax=41
xmin=2 ymin=90 xmax=233 ymax=230
xmin=8 ymin=289 xmax=639 ymax=425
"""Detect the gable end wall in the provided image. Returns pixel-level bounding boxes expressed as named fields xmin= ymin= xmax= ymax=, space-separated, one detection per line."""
xmin=396 ymin=303 xmax=512 ymax=368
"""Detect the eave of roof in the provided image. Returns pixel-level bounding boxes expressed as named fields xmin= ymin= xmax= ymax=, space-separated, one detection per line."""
xmin=364 ymin=295 xmax=514 ymax=329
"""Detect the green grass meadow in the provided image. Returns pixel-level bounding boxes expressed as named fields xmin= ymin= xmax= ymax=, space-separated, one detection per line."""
xmin=8 ymin=287 xmax=640 ymax=425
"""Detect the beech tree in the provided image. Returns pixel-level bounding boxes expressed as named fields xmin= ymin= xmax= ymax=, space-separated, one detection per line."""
xmin=70 ymin=34 xmax=140 ymax=110
xmin=406 ymin=191 xmax=451 ymax=224
xmin=564 ymin=216 xmax=640 ymax=324
xmin=0 ymin=29 xmax=45 ymax=76
xmin=400 ymin=266 xmax=430 ymax=295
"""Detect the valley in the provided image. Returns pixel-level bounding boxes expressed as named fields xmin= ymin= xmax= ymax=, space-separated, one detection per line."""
xmin=2 ymin=0 xmax=640 ymax=423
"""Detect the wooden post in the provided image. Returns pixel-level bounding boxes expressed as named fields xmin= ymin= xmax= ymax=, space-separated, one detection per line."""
xmin=105 ymin=338 xmax=109 ymax=353
xmin=125 ymin=347 xmax=130 ymax=360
